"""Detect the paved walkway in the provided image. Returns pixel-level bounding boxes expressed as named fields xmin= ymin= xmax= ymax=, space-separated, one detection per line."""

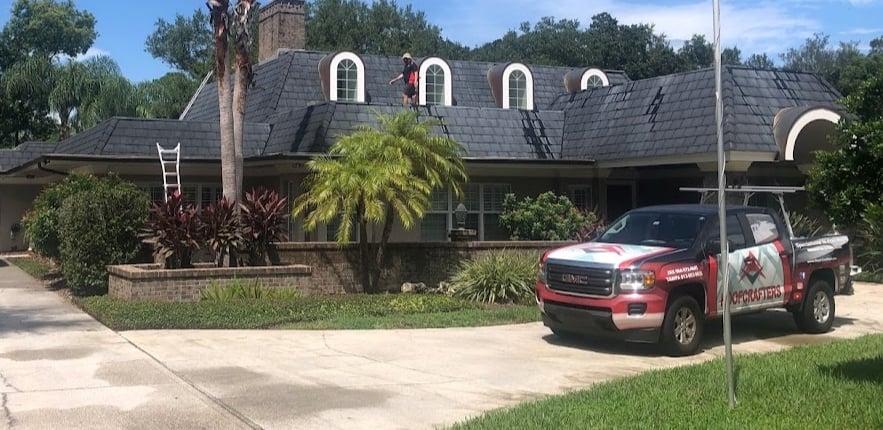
xmin=1 ymin=257 xmax=882 ymax=429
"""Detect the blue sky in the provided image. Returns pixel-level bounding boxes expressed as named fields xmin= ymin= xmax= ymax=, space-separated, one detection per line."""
xmin=1 ymin=0 xmax=881 ymax=83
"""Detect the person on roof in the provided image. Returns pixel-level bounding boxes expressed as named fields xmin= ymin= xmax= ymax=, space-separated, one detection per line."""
xmin=389 ymin=53 xmax=419 ymax=106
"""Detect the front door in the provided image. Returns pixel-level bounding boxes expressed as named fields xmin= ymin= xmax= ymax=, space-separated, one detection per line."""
xmin=605 ymin=184 xmax=634 ymax=221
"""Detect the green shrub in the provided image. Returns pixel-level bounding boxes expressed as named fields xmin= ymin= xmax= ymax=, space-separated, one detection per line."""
xmin=855 ymin=204 xmax=883 ymax=274
xmin=499 ymin=192 xmax=597 ymax=240
xmin=787 ymin=211 xmax=830 ymax=237
xmin=23 ymin=175 xmax=106 ymax=260
xmin=57 ymin=179 xmax=149 ymax=295
xmin=452 ymin=250 xmax=540 ymax=304
xmin=200 ymin=279 xmax=301 ymax=301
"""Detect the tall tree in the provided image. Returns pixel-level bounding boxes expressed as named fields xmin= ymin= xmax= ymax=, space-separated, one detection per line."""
xmin=136 ymin=72 xmax=200 ymax=119
xmin=807 ymin=74 xmax=883 ymax=227
xmin=232 ymin=0 xmax=257 ymax=201
xmin=208 ymin=0 xmax=237 ymax=202
xmin=145 ymin=9 xmax=214 ymax=80
xmin=294 ymin=111 xmax=467 ymax=292
xmin=745 ymin=53 xmax=776 ymax=69
xmin=0 ymin=0 xmax=97 ymax=147
xmin=779 ymin=33 xmax=871 ymax=95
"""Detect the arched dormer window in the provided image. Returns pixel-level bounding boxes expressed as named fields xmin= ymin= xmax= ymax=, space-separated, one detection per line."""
xmin=419 ymin=57 xmax=452 ymax=106
xmin=581 ymin=68 xmax=609 ymax=89
xmin=329 ymin=52 xmax=365 ymax=102
xmin=502 ymin=63 xmax=533 ymax=110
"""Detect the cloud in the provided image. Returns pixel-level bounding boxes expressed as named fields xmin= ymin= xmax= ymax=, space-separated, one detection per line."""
xmin=74 ymin=47 xmax=111 ymax=62
xmin=840 ymin=27 xmax=883 ymax=35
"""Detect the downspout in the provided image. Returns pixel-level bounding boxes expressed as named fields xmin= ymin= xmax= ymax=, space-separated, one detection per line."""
xmin=37 ymin=159 xmax=69 ymax=176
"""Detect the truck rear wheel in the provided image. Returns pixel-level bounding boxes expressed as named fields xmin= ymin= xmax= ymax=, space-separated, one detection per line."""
xmin=661 ymin=295 xmax=704 ymax=356
xmin=794 ymin=280 xmax=835 ymax=333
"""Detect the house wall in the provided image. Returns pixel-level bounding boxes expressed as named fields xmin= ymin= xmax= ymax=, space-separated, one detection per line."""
xmin=0 ymin=185 xmax=43 ymax=252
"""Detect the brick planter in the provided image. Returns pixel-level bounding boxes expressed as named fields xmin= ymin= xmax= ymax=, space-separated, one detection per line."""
xmin=108 ymin=264 xmax=313 ymax=302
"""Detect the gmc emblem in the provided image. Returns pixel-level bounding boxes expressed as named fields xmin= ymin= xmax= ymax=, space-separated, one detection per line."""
xmin=560 ymin=273 xmax=589 ymax=285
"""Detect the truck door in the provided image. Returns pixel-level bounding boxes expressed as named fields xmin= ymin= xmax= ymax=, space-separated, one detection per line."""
xmin=722 ymin=212 xmax=788 ymax=313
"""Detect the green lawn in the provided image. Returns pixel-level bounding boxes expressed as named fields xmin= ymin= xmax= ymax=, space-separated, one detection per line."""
xmin=6 ymin=256 xmax=53 ymax=280
xmin=76 ymin=294 xmax=540 ymax=330
xmin=450 ymin=334 xmax=883 ymax=430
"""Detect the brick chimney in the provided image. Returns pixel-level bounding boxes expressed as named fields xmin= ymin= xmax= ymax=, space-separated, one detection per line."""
xmin=259 ymin=0 xmax=306 ymax=63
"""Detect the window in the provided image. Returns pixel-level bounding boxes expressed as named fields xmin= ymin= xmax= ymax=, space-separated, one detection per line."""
xmin=329 ymin=52 xmax=365 ymax=102
xmin=580 ymin=68 xmax=610 ymax=89
xmin=598 ymin=212 xmax=707 ymax=248
xmin=417 ymin=183 xmax=511 ymax=241
xmin=336 ymin=59 xmax=358 ymax=101
xmin=727 ymin=215 xmax=747 ymax=249
xmin=425 ymin=65 xmax=445 ymax=105
xmin=508 ymin=70 xmax=527 ymax=109
xmin=502 ymin=63 xmax=534 ymax=110
xmin=144 ymin=184 xmax=221 ymax=208
xmin=746 ymin=213 xmax=779 ymax=244
xmin=419 ymin=58 xmax=453 ymax=106
xmin=421 ymin=187 xmax=450 ymax=241
xmin=568 ymin=185 xmax=593 ymax=211
xmin=326 ymin=215 xmax=358 ymax=242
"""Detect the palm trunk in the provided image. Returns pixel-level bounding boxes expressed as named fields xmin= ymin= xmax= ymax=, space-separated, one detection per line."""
xmin=210 ymin=0 xmax=236 ymax=202
xmin=358 ymin=213 xmax=372 ymax=293
xmin=232 ymin=0 xmax=255 ymax=200
xmin=370 ymin=205 xmax=396 ymax=292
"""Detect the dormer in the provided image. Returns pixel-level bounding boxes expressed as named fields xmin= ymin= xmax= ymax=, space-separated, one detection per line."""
xmin=564 ymin=67 xmax=610 ymax=92
xmin=318 ymin=51 xmax=366 ymax=103
xmin=487 ymin=63 xmax=535 ymax=110
xmin=419 ymin=57 xmax=453 ymax=106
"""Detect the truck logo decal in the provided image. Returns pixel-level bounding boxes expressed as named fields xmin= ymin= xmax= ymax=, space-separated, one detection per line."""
xmin=560 ymin=274 xmax=590 ymax=285
xmin=582 ymin=244 xmax=625 ymax=255
xmin=739 ymin=252 xmax=766 ymax=285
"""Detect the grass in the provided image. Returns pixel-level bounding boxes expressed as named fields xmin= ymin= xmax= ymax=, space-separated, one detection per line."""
xmin=6 ymin=256 xmax=53 ymax=280
xmin=75 ymin=294 xmax=540 ymax=330
xmin=450 ymin=334 xmax=883 ymax=430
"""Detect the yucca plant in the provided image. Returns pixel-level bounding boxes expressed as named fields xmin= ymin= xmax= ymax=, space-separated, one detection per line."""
xmin=239 ymin=186 xmax=290 ymax=266
xmin=200 ymin=197 xmax=244 ymax=267
xmin=143 ymin=192 xmax=201 ymax=269
xmin=452 ymin=250 xmax=540 ymax=304
xmin=200 ymin=278 xmax=301 ymax=301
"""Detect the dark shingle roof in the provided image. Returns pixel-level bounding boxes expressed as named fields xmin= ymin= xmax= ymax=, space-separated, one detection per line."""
xmin=181 ymin=50 xmax=630 ymax=123
xmin=0 ymin=142 xmax=57 ymax=172
xmin=554 ymin=65 xmax=841 ymax=161
xmin=48 ymin=118 xmax=270 ymax=159
xmin=264 ymin=103 xmax=566 ymax=161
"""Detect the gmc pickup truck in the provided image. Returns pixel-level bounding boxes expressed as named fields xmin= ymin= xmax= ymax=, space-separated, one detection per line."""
xmin=536 ymin=204 xmax=853 ymax=356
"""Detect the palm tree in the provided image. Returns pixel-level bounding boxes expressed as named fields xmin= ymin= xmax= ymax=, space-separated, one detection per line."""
xmin=293 ymin=110 xmax=468 ymax=292
xmin=208 ymin=0 xmax=236 ymax=201
xmin=232 ymin=0 xmax=257 ymax=200
xmin=3 ymin=54 xmax=138 ymax=140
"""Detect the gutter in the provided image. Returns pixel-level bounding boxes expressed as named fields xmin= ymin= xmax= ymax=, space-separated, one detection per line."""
xmin=38 ymin=159 xmax=68 ymax=176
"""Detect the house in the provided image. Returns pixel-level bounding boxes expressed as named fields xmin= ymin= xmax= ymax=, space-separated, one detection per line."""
xmin=0 ymin=0 xmax=844 ymax=252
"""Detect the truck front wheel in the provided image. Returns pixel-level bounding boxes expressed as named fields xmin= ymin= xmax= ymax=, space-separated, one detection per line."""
xmin=794 ymin=280 xmax=835 ymax=333
xmin=661 ymin=295 xmax=704 ymax=356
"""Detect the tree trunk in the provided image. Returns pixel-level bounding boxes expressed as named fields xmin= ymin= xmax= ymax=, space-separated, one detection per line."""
xmin=209 ymin=0 xmax=236 ymax=202
xmin=370 ymin=204 xmax=395 ymax=293
xmin=358 ymin=214 xmax=373 ymax=293
xmin=232 ymin=0 xmax=256 ymax=200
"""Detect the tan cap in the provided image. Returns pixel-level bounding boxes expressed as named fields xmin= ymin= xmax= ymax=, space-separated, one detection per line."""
xmin=402 ymin=53 xmax=412 ymax=59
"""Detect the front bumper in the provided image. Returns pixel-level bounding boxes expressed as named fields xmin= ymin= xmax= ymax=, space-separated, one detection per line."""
xmin=541 ymin=300 xmax=660 ymax=343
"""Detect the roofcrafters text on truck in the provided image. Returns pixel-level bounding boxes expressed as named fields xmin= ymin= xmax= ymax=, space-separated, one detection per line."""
xmin=536 ymin=204 xmax=853 ymax=356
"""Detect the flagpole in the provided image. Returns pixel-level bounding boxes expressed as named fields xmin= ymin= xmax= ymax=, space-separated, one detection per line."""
xmin=713 ymin=0 xmax=736 ymax=408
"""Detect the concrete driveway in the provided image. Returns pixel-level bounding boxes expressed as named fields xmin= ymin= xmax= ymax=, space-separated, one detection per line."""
xmin=2 ymin=257 xmax=881 ymax=430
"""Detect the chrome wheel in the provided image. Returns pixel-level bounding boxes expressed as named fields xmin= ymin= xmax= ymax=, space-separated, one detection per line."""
xmin=812 ymin=290 xmax=831 ymax=324
xmin=673 ymin=307 xmax=697 ymax=345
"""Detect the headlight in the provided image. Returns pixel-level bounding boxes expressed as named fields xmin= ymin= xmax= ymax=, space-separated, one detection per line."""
xmin=538 ymin=261 xmax=547 ymax=284
xmin=618 ymin=269 xmax=655 ymax=291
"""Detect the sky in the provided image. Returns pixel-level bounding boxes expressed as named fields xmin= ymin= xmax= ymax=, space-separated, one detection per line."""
xmin=1 ymin=0 xmax=881 ymax=83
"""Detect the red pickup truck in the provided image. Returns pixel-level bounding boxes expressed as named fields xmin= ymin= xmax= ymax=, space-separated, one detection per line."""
xmin=536 ymin=204 xmax=853 ymax=356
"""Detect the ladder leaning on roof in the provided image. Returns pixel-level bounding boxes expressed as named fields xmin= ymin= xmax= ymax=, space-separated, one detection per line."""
xmin=156 ymin=142 xmax=182 ymax=201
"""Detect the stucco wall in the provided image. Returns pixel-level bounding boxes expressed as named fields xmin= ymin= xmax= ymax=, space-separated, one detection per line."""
xmin=0 ymin=184 xmax=43 ymax=252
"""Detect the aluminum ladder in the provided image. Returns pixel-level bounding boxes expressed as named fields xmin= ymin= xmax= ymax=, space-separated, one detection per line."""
xmin=156 ymin=142 xmax=182 ymax=201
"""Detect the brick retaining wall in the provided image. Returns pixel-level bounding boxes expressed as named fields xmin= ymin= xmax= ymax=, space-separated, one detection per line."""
xmin=109 ymin=241 xmax=568 ymax=302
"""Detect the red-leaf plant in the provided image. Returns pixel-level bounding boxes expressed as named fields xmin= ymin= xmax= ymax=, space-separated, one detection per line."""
xmin=143 ymin=192 xmax=201 ymax=269
xmin=199 ymin=197 xmax=245 ymax=267
xmin=239 ymin=186 xmax=289 ymax=266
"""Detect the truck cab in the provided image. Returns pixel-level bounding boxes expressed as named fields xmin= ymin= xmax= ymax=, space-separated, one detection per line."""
xmin=536 ymin=204 xmax=853 ymax=356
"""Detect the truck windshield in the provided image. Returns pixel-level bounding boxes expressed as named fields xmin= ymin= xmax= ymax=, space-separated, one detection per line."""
xmin=596 ymin=212 xmax=707 ymax=248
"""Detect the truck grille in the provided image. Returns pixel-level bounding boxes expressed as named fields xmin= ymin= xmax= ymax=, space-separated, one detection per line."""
xmin=546 ymin=263 xmax=615 ymax=297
